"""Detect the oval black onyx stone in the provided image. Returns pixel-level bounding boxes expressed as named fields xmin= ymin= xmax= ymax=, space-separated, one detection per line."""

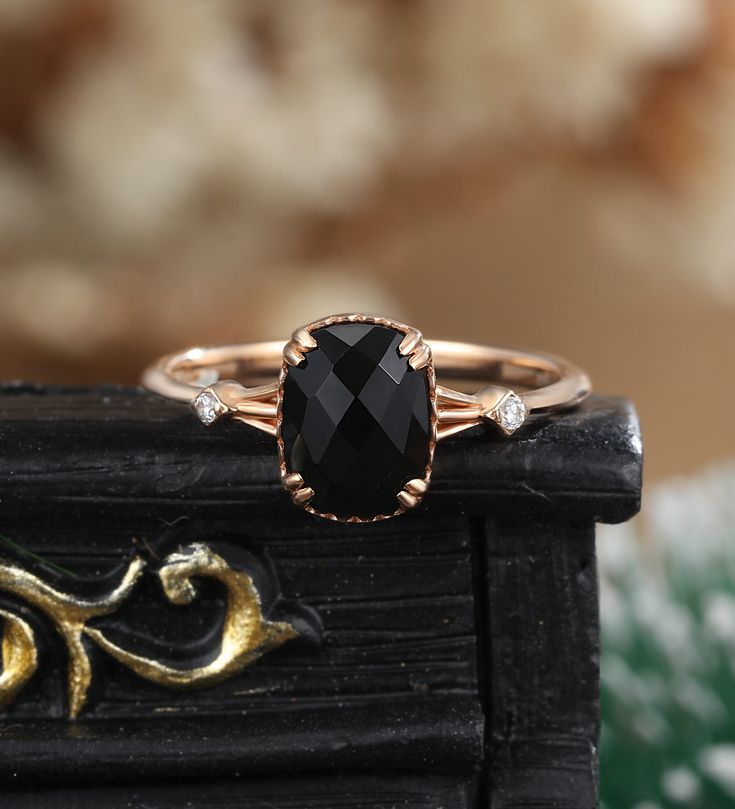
xmin=280 ymin=322 xmax=431 ymax=519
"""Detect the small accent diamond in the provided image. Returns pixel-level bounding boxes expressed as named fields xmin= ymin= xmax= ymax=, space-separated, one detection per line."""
xmin=193 ymin=390 xmax=219 ymax=424
xmin=495 ymin=393 xmax=527 ymax=434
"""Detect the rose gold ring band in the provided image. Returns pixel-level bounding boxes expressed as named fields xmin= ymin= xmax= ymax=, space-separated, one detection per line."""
xmin=142 ymin=313 xmax=591 ymax=521
xmin=142 ymin=335 xmax=591 ymax=442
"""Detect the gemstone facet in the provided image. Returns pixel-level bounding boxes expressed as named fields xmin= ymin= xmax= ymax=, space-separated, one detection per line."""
xmin=495 ymin=392 xmax=527 ymax=433
xmin=279 ymin=321 xmax=432 ymax=520
xmin=193 ymin=390 xmax=219 ymax=424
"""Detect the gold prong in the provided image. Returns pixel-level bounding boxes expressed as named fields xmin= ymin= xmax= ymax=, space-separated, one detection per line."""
xmin=292 ymin=327 xmax=317 ymax=352
xmin=405 ymin=478 xmax=428 ymax=497
xmin=397 ymin=490 xmax=419 ymax=509
xmin=408 ymin=344 xmax=431 ymax=371
xmin=292 ymin=486 xmax=315 ymax=506
xmin=399 ymin=329 xmax=422 ymax=357
xmin=284 ymin=342 xmax=305 ymax=366
xmin=283 ymin=472 xmax=304 ymax=491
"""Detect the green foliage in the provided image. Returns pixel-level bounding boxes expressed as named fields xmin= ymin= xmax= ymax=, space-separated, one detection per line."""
xmin=600 ymin=465 xmax=735 ymax=809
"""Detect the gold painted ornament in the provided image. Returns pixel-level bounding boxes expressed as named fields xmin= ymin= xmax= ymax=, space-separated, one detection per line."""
xmin=0 ymin=544 xmax=297 ymax=718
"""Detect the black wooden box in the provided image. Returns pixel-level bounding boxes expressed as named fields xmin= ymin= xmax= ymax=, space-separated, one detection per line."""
xmin=0 ymin=385 xmax=642 ymax=808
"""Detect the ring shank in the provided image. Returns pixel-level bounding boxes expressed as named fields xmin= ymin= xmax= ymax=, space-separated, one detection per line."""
xmin=142 ymin=340 xmax=590 ymax=414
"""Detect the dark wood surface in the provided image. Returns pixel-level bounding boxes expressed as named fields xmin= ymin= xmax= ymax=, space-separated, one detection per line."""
xmin=0 ymin=385 xmax=643 ymax=808
xmin=5 ymin=775 xmax=477 ymax=809
xmin=0 ymin=384 xmax=641 ymax=523
xmin=482 ymin=516 xmax=599 ymax=808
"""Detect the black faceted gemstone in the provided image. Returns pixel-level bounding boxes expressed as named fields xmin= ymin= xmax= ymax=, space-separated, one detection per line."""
xmin=280 ymin=322 xmax=432 ymax=519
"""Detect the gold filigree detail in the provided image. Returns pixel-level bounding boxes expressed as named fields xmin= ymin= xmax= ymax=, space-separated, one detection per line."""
xmin=85 ymin=544 xmax=297 ymax=690
xmin=0 ymin=545 xmax=297 ymax=718
xmin=0 ymin=555 xmax=145 ymax=717
xmin=0 ymin=610 xmax=38 ymax=709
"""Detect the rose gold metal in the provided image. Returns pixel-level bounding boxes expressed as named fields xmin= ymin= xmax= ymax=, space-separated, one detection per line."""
xmin=144 ymin=337 xmax=588 ymax=425
xmin=405 ymin=478 xmax=428 ymax=497
xmin=435 ymin=385 xmax=478 ymax=405
xmin=283 ymin=344 xmax=305 ymax=367
xmin=437 ymin=404 xmax=484 ymax=423
xmin=397 ymin=490 xmax=420 ymax=510
xmin=292 ymin=327 xmax=317 ymax=352
xmin=475 ymin=385 xmax=510 ymax=416
xmin=283 ymin=473 xmax=304 ymax=491
xmin=408 ymin=343 xmax=432 ymax=371
xmin=142 ymin=312 xmax=591 ymax=521
xmin=398 ymin=328 xmax=422 ymax=357
xmin=291 ymin=486 xmax=315 ymax=506
xmin=198 ymin=380 xmax=280 ymax=435
xmin=396 ymin=477 xmax=430 ymax=510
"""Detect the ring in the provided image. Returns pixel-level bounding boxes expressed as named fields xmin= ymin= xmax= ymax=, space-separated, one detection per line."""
xmin=142 ymin=313 xmax=591 ymax=522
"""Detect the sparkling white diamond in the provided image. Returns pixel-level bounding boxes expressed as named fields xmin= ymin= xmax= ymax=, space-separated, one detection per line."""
xmin=194 ymin=390 xmax=219 ymax=424
xmin=495 ymin=392 xmax=527 ymax=433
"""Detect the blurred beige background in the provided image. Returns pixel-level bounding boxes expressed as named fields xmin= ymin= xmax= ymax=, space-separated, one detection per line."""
xmin=0 ymin=0 xmax=733 ymax=481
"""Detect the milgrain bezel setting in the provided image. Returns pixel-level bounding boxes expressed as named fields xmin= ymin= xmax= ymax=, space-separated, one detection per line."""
xmin=276 ymin=313 xmax=438 ymax=523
